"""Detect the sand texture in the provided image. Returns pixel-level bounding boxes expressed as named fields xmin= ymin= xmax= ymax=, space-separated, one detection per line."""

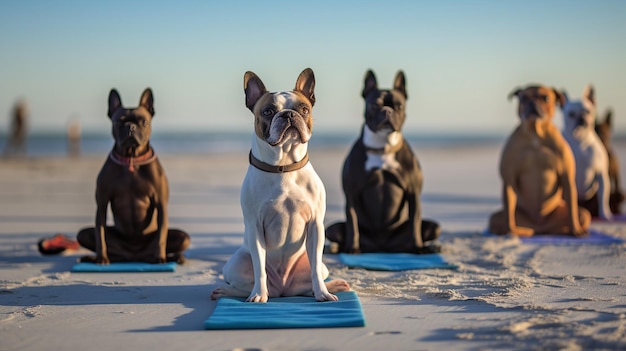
xmin=1 ymin=141 xmax=626 ymax=351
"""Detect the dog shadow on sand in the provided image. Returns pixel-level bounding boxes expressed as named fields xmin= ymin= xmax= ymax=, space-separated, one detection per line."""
xmin=0 ymin=231 xmax=250 ymax=332
xmin=2 ymin=283 xmax=219 ymax=332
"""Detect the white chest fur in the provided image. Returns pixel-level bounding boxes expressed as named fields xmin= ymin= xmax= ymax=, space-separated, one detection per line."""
xmin=362 ymin=126 xmax=402 ymax=171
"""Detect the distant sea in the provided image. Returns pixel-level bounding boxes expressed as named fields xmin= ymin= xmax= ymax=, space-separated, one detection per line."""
xmin=0 ymin=130 xmax=507 ymax=157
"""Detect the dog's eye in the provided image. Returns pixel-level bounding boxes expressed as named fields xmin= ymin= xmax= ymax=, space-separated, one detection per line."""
xmin=301 ymin=106 xmax=309 ymax=115
xmin=262 ymin=108 xmax=274 ymax=117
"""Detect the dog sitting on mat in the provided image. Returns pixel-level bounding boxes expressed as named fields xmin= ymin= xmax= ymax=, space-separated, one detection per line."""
xmin=77 ymin=88 xmax=190 ymax=264
xmin=326 ymin=69 xmax=440 ymax=253
xmin=488 ymin=84 xmax=590 ymax=236
xmin=211 ymin=69 xmax=350 ymax=302
xmin=561 ymin=85 xmax=612 ymax=219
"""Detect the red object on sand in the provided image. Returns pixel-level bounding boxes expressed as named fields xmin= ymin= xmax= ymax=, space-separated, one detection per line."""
xmin=38 ymin=234 xmax=80 ymax=255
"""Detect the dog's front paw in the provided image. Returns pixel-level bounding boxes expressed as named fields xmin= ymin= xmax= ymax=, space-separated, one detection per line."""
xmin=246 ymin=292 xmax=269 ymax=303
xmin=572 ymin=228 xmax=589 ymax=237
xmin=95 ymin=256 xmax=110 ymax=265
xmin=510 ymin=226 xmax=534 ymax=237
xmin=314 ymin=290 xmax=339 ymax=302
xmin=167 ymin=252 xmax=185 ymax=264
xmin=600 ymin=212 xmax=613 ymax=221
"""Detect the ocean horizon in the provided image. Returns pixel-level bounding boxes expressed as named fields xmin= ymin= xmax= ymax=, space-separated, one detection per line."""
xmin=0 ymin=130 xmax=511 ymax=158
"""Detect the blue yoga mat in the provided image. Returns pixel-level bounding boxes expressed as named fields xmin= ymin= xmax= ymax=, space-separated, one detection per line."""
xmin=204 ymin=291 xmax=365 ymax=330
xmin=71 ymin=262 xmax=177 ymax=272
xmin=339 ymin=253 xmax=457 ymax=271
xmin=484 ymin=229 xmax=623 ymax=245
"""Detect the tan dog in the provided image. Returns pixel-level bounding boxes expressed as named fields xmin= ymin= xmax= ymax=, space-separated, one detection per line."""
xmin=488 ymin=85 xmax=590 ymax=236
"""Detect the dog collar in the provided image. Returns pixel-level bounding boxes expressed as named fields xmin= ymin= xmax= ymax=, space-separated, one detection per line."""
xmin=109 ymin=147 xmax=157 ymax=172
xmin=249 ymin=150 xmax=309 ymax=173
xmin=364 ymin=140 xmax=404 ymax=154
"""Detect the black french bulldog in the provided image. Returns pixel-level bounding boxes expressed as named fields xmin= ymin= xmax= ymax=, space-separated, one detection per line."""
xmin=326 ymin=70 xmax=440 ymax=253
xmin=76 ymin=88 xmax=190 ymax=264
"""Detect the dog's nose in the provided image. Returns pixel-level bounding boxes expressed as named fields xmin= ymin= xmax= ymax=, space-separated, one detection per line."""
xmin=526 ymin=102 xmax=540 ymax=116
xmin=280 ymin=111 xmax=295 ymax=119
xmin=378 ymin=106 xmax=394 ymax=123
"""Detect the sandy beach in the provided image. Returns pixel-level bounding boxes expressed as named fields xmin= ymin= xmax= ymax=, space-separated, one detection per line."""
xmin=1 ymin=140 xmax=626 ymax=351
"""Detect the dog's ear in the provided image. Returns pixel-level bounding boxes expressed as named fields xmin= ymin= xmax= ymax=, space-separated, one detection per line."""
xmin=393 ymin=70 xmax=407 ymax=99
xmin=244 ymin=71 xmax=267 ymax=112
xmin=295 ymin=68 xmax=316 ymax=106
xmin=139 ymin=88 xmax=155 ymax=116
xmin=362 ymin=70 xmax=378 ymax=98
xmin=507 ymin=88 xmax=521 ymax=101
xmin=561 ymin=89 xmax=569 ymax=103
xmin=108 ymin=89 xmax=122 ymax=119
xmin=603 ymin=108 xmax=613 ymax=127
xmin=555 ymin=89 xmax=567 ymax=108
xmin=583 ymin=84 xmax=595 ymax=106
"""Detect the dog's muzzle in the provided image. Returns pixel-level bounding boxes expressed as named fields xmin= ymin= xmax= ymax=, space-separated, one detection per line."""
xmin=521 ymin=102 xmax=547 ymax=121
xmin=368 ymin=106 xmax=401 ymax=132
xmin=117 ymin=125 xmax=142 ymax=149
xmin=127 ymin=123 xmax=137 ymax=136
xmin=267 ymin=110 xmax=310 ymax=145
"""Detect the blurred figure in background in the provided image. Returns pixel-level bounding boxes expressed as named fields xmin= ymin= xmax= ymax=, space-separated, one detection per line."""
xmin=66 ymin=116 xmax=81 ymax=157
xmin=3 ymin=99 xmax=28 ymax=157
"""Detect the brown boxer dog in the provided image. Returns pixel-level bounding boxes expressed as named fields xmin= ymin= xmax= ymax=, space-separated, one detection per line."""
xmin=595 ymin=109 xmax=624 ymax=214
xmin=488 ymin=85 xmax=590 ymax=236
xmin=77 ymin=88 xmax=190 ymax=264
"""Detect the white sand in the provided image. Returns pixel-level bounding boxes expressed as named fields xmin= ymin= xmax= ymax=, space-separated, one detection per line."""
xmin=1 ymin=141 xmax=626 ymax=351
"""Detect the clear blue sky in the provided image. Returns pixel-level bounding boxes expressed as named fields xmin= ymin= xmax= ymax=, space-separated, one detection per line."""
xmin=1 ymin=0 xmax=625 ymax=135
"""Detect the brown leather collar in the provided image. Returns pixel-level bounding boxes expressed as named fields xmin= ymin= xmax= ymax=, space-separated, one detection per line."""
xmin=109 ymin=147 xmax=157 ymax=172
xmin=249 ymin=150 xmax=309 ymax=173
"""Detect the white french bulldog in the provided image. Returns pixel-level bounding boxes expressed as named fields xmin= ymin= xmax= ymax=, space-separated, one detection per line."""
xmin=211 ymin=68 xmax=350 ymax=303
xmin=561 ymin=84 xmax=612 ymax=220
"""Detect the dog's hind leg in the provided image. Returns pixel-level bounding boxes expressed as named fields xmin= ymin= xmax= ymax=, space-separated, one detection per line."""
xmin=325 ymin=279 xmax=350 ymax=294
xmin=212 ymin=248 xmax=255 ymax=300
xmin=210 ymin=285 xmax=251 ymax=300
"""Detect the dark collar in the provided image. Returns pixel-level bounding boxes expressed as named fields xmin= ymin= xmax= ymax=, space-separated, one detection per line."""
xmin=364 ymin=140 xmax=404 ymax=154
xmin=249 ymin=150 xmax=309 ymax=173
xmin=109 ymin=147 xmax=157 ymax=172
